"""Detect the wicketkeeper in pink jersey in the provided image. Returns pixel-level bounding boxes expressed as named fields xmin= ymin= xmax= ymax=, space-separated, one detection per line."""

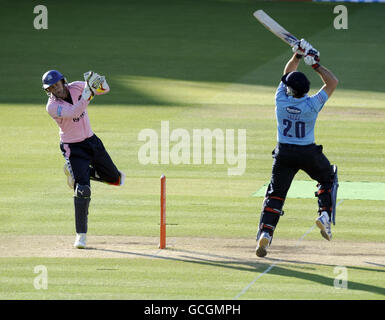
xmin=43 ymin=70 xmax=125 ymax=249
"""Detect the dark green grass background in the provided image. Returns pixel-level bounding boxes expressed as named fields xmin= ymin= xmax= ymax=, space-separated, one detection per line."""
xmin=1 ymin=0 xmax=384 ymax=103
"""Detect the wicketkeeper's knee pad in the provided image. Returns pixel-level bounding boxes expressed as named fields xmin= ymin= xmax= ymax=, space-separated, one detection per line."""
xmin=74 ymin=184 xmax=91 ymax=234
xmin=74 ymin=183 xmax=91 ymax=199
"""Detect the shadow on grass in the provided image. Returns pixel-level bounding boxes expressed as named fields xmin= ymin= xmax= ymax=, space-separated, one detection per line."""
xmin=91 ymin=247 xmax=385 ymax=297
xmin=268 ymin=266 xmax=385 ymax=297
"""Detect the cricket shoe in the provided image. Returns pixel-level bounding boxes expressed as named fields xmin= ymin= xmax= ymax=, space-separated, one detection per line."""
xmin=64 ymin=163 xmax=75 ymax=189
xmin=256 ymin=232 xmax=272 ymax=258
xmin=118 ymin=170 xmax=125 ymax=186
xmin=74 ymin=233 xmax=87 ymax=249
xmin=105 ymin=170 xmax=126 ymax=186
xmin=316 ymin=211 xmax=332 ymax=241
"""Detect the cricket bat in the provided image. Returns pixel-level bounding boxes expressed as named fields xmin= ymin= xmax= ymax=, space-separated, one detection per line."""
xmin=253 ymin=10 xmax=299 ymax=47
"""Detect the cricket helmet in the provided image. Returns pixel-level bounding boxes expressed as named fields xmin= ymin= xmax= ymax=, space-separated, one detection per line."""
xmin=42 ymin=70 xmax=66 ymax=89
xmin=281 ymin=71 xmax=310 ymax=97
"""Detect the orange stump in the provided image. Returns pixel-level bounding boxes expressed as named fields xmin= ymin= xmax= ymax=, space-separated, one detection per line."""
xmin=159 ymin=174 xmax=166 ymax=249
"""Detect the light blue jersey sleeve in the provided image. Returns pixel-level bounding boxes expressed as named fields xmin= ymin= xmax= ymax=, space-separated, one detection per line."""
xmin=308 ymin=89 xmax=329 ymax=112
xmin=275 ymin=82 xmax=287 ymax=102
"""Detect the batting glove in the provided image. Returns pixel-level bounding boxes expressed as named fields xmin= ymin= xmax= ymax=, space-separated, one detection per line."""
xmin=292 ymin=38 xmax=314 ymax=56
xmin=304 ymin=49 xmax=321 ymax=69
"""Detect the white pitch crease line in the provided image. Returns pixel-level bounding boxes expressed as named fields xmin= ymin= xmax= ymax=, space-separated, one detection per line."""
xmin=296 ymin=225 xmax=316 ymax=244
xmin=233 ymin=264 xmax=277 ymax=300
xmin=234 ymin=199 xmax=344 ymax=300
xmin=153 ymin=238 xmax=176 ymax=256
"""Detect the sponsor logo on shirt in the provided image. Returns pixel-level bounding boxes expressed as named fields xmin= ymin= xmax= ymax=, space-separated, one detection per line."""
xmin=286 ymin=106 xmax=301 ymax=114
xmin=73 ymin=111 xmax=85 ymax=122
xmin=57 ymin=105 xmax=63 ymax=117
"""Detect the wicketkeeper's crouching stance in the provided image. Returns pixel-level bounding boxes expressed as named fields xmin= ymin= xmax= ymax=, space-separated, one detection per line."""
xmin=256 ymin=39 xmax=339 ymax=257
xmin=43 ymin=70 xmax=125 ymax=249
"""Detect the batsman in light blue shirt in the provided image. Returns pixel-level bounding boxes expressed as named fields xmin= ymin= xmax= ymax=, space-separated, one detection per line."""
xmin=256 ymin=39 xmax=340 ymax=258
xmin=275 ymin=80 xmax=328 ymax=145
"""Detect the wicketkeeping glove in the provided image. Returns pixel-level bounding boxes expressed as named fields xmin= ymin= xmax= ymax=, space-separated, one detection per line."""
xmin=84 ymin=71 xmax=105 ymax=92
xmin=304 ymin=49 xmax=321 ymax=69
xmin=82 ymin=85 xmax=94 ymax=101
xmin=95 ymin=77 xmax=108 ymax=93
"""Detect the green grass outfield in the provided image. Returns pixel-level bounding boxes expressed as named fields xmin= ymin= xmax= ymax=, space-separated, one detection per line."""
xmin=0 ymin=0 xmax=384 ymax=301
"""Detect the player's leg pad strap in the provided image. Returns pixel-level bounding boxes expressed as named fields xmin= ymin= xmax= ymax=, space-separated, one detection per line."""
xmin=257 ymin=208 xmax=282 ymax=240
xmin=315 ymin=183 xmax=332 ymax=214
xmin=260 ymin=209 xmax=282 ymax=227
xmin=257 ymin=195 xmax=285 ymax=240
xmin=263 ymin=195 xmax=285 ymax=216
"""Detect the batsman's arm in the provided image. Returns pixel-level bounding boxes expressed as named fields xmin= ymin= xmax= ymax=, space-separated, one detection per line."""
xmin=283 ymin=53 xmax=302 ymax=75
xmin=314 ymin=65 xmax=339 ymax=98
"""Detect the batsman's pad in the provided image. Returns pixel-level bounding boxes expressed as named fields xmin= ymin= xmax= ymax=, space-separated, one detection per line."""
xmin=256 ymin=195 xmax=285 ymax=241
xmin=331 ymin=165 xmax=339 ymax=225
